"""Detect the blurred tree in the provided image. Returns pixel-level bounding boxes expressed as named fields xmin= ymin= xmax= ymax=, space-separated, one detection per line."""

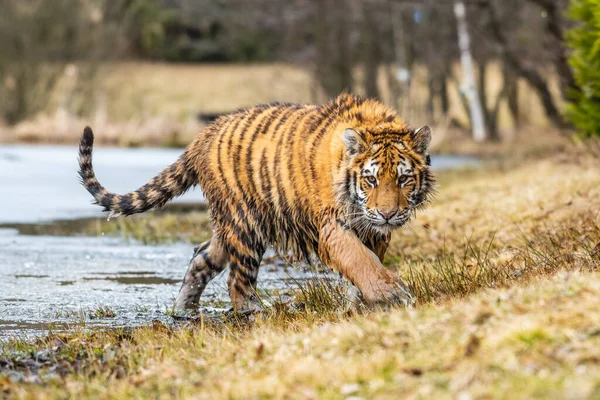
xmin=118 ymin=0 xmax=178 ymax=59
xmin=361 ymin=3 xmax=383 ymax=99
xmin=527 ymin=0 xmax=577 ymax=99
xmin=422 ymin=1 xmax=453 ymax=122
xmin=130 ymin=0 xmax=282 ymax=62
xmin=313 ymin=0 xmax=355 ymax=97
xmin=0 ymin=0 xmax=578 ymax=135
xmin=455 ymin=1 xmax=487 ymax=141
xmin=565 ymin=0 xmax=600 ymax=137
xmin=479 ymin=0 xmax=566 ymax=128
xmin=0 ymin=0 xmax=132 ymax=125
xmin=469 ymin=0 xmax=518 ymax=138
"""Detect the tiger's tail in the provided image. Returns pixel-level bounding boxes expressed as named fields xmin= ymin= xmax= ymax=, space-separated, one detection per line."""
xmin=78 ymin=126 xmax=198 ymax=217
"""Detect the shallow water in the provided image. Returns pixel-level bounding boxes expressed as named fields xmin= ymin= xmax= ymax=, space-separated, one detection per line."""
xmin=0 ymin=229 xmax=331 ymax=340
xmin=0 ymin=145 xmax=207 ymax=224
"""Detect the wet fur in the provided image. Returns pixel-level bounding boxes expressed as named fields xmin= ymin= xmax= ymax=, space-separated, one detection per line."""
xmin=78 ymin=93 xmax=435 ymax=310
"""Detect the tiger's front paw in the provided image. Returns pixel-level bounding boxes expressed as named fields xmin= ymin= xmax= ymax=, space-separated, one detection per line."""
xmin=361 ymin=271 xmax=414 ymax=306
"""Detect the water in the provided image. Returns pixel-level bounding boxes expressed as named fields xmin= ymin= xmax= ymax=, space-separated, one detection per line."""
xmin=0 ymin=145 xmax=478 ymax=339
xmin=0 ymin=229 xmax=328 ymax=340
xmin=0 ymin=145 xmax=206 ymax=224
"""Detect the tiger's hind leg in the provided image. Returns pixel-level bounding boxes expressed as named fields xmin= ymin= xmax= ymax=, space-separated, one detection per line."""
xmin=223 ymin=232 xmax=266 ymax=311
xmin=174 ymin=237 xmax=229 ymax=310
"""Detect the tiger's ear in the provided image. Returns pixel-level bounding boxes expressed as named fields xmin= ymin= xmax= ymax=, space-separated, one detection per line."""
xmin=342 ymin=128 xmax=367 ymax=157
xmin=411 ymin=126 xmax=432 ymax=155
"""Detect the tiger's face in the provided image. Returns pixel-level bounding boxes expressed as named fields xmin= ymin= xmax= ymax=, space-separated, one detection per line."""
xmin=342 ymin=126 xmax=433 ymax=233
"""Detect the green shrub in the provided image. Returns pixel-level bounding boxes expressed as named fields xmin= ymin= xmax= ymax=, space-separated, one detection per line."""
xmin=565 ymin=0 xmax=600 ymax=137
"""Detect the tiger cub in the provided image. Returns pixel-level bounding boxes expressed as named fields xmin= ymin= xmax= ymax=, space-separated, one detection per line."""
xmin=78 ymin=93 xmax=434 ymax=310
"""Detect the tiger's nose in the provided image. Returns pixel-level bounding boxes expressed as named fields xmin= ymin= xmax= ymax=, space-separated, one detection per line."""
xmin=377 ymin=209 xmax=397 ymax=220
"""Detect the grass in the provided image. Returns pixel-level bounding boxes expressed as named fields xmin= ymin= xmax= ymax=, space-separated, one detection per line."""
xmin=0 ymin=63 xmax=315 ymax=147
xmin=88 ymin=307 xmax=117 ymax=320
xmin=52 ymin=306 xmax=117 ymax=321
xmin=1 ymin=206 xmax=212 ymax=245
xmin=2 ymin=273 xmax=600 ymax=398
xmin=103 ymin=211 xmax=212 ymax=245
xmin=1 ymin=145 xmax=600 ymax=398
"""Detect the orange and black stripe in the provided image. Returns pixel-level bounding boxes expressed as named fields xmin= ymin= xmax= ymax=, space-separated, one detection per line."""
xmin=78 ymin=127 xmax=197 ymax=217
xmin=78 ymin=93 xmax=434 ymax=310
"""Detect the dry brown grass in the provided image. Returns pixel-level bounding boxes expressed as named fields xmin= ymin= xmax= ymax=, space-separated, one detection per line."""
xmin=2 ymin=145 xmax=600 ymax=398
xmin=100 ymin=62 xmax=314 ymax=119
xmin=0 ymin=61 xmax=562 ymax=148
xmin=391 ymin=152 xmax=600 ymax=259
xmin=0 ymin=63 xmax=314 ymax=146
xmin=3 ymin=272 xmax=600 ymax=399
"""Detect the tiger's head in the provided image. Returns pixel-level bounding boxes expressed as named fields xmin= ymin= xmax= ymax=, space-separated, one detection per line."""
xmin=341 ymin=126 xmax=434 ymax=233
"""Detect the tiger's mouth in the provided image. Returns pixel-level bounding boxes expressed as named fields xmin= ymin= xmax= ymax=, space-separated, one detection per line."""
xmin=345 ymin=201 xmax=414 ymax=234
xmin=364 ymin=211 xmax=412 ymax=232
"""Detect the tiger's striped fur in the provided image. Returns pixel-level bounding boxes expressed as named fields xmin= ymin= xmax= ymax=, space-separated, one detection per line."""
xmin=78 ymin=93 xmax=434 ymax=310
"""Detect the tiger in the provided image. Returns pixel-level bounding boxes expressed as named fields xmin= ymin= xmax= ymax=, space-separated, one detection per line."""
xmin=78 ymin=93 xmax=434 ymax=311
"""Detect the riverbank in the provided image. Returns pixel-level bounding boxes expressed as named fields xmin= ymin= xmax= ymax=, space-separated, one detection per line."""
xmin=2 ymin=145 xmax=600 ymax=398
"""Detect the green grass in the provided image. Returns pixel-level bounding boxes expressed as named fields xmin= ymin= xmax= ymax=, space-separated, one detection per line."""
xmin=52 ymin=306 xmax=117 ymax=321
xmin=88 ymin=306 xmax=116 ymax=320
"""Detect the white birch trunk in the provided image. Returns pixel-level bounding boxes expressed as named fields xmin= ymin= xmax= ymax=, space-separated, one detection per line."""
xmin=454 ymin=1 xmax=486 ymax=142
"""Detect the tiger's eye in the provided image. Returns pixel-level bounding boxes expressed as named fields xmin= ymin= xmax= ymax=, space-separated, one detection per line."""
xmin=366 ymin=176 xmax=377 ymax=185
xmin=398 ymin=175 xmax=409 ymax=185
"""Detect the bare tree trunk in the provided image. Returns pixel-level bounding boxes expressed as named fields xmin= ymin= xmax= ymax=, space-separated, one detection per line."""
xmin=389 ymin=0 xmax=411 ymax=116
xmin=504 ymin=63 xmax=520 ymax=128
xmin=454 ymin=1 xmax=487 ymax=141
xmin=313 ymin=0 xmax=353 ymax=97
xmin=482 ymin=0 xmax=566 ymax=128
xmin=478 ymin=59 xmax=507 ymax=141
xmin=424 ymin=0 xmax=438 ymax=122
xmin=335 ymin=6 xmax=353 ymax=94
xmin=449 ymin=73 xmax=472 ymax=128
xmin=527 ymin=0 xmax=578 ymax=100
xmin=440 ymin=62 xmax=451 ymax=117
xmin=477 ymin=61 xmax=491 ymax=139
xmin=440 ymin=75 xmax=450 ymax=116
xmin=362 ymin=5 xmax=380 ymax=99
xmin=427 ymin=78 xmax=436 ymax=121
